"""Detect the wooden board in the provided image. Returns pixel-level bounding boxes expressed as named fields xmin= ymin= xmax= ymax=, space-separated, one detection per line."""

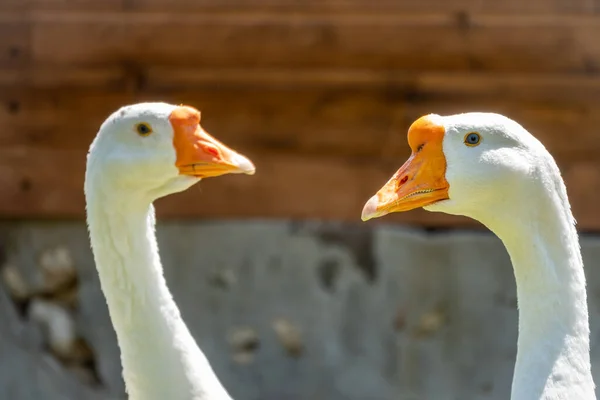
xmin=0 ymin=0 xmax=593 ymax=13
xmin=0 ymin=71 xmax=599 ymax=228
xmin=0 ymin=70 xmax=600 ymax=160
xmin=0 ymin=0 xmax=124 ymax=11
xmin=0 ymin=20 xmax=30 ymax=69
xmin=125 ymin=0 xmax=597 ymax=13
xmin=1 ymin=2 xmax=600 ymax=228
xmin=2 ymin=13 xmax=595 ymax=74
xmin=2 ymin=146 xmax=600 ymax=230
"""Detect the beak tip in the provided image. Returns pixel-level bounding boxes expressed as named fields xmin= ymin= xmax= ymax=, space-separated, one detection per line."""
xmin=361 ymin=195 xmax=379 ymax=222
xmin=232 ymin=153 xmax=256 ymax=175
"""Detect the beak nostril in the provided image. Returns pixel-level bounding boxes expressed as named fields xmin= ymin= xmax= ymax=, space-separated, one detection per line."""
xmin=400 ymin=175 xmax=409 ymax=185
xmin=204 ymin=145 xmax=220 ymax=158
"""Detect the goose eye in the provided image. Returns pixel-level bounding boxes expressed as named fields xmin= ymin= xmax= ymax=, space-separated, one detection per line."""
xmin=136 ymin=123 xmax=153 ymax=137
xmin=464 ymin=132 xmax=481 ymax=147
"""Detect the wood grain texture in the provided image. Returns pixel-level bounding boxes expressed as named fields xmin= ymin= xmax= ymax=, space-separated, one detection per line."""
xmin=0 ymin=71 xmax=598 ymax=228
xmin=0 ymin=20 xmax=30 ymax=69
xmin=115 ymin=0 xmax=600 ymax=14
xmin=0 ymin=0 xmax=124 ymax=11
xmin=1 ymin=1 xmax=599 ymax=228
xmin=1 ymin=0 xmax=593 ymax=13
xmin=2 ymin=146 xmax=600 ymax=230
xmin=0 ymin=70 xmax=598 ymax=160
xmin=8 ymin=13 xmax=599 ymax=74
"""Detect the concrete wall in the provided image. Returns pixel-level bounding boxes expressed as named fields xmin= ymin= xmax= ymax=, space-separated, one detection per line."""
xmin=1 ymin=221 xmax=600 ymax=400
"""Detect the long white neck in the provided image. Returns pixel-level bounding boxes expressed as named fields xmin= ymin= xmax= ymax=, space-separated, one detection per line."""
xmin=485 ymin=181 xmax=595 ymax=400
xmin=85 ymin=185 xmax=231 ymax=400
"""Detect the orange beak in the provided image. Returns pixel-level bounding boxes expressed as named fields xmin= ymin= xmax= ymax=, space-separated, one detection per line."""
xmin=361 ymin=115 xmax=450 ymax=221
xmin=170 ymin=105 xmax=255 ymax=178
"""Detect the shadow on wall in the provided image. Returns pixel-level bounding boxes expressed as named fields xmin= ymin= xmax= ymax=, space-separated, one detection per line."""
xmin=2 ymin=220 xmax=600 ymax=400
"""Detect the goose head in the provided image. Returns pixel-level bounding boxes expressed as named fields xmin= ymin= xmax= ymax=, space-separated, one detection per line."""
xmin=85 ymin=102 xmax=255 ymax=201
xmin=361 ymin=112 xmax=562 ymax=229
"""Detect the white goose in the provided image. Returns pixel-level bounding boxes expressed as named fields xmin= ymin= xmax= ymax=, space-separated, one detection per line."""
xmin=361 ymin=113 xmax=596 ymax=400
xmin=85 ymin=103 xmax=255 ymax=399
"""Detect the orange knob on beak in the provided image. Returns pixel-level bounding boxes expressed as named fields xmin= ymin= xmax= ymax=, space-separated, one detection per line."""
xmin=361 ymin=115 xmax=450 ymax=221
xmin=170 ymin=105 xmax=255 ymax=178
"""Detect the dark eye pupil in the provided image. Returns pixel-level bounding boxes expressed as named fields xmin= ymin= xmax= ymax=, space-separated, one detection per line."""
xmin=468 ymin=134 xmax=478 ymax=143
xmin=138 ymin=124 xmax=149 ymax=134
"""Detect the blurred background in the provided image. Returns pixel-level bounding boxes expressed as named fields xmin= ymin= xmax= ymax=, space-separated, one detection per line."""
xmin=1 ymin=1 xmax=600 ymax=399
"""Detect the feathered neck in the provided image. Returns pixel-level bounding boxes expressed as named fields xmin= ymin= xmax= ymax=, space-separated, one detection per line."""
xmin=85 ymin=181 xmax=231 ymax=400
xmin=480 ymin=171 xmax=595 ymax=400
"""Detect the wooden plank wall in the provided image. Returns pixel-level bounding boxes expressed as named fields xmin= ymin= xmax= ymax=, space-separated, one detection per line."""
xmin=1 ymin=0 xmax=600 ymax=229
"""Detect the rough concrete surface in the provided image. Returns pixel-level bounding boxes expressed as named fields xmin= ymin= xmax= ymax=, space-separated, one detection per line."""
xmin=1 ymin=220 xmax=600 ymax=400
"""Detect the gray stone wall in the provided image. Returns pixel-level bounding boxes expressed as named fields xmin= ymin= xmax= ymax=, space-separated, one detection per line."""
xmin=1 ymin=221 xmax=599 ymax=400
